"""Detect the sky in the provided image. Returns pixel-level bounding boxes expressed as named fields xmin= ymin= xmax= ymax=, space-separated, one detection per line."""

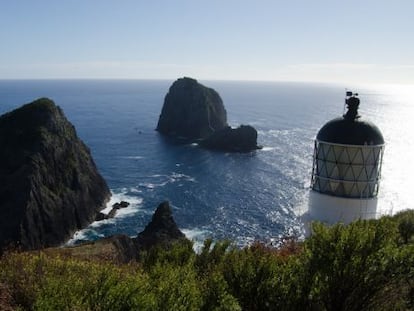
xmin=0 ymin=0 xmax=413 ymax=84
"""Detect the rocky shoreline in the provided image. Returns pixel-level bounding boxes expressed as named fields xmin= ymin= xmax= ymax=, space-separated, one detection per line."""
xmin=65 ymin=201 xmax=188 ymax=263
xmin=0 ymin=78 xmax=261 ymax=254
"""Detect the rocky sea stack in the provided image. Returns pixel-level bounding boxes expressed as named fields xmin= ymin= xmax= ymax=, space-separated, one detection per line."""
xmin=156 ymin=77 xmax=228 ymax=139
xmin=0 ymin=98 xmax=110 ymax=250
xmin=199 ymin=125 xmax=261 ymax=152
xmin=134 ymin=201 xmax=186 ymax=251
xmin=157 ymin=77 xmax=260 ymax=152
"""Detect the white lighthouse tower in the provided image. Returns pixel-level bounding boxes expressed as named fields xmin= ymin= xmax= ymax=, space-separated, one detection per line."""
xmin=309 ymin=92 xmax=385 ymax=224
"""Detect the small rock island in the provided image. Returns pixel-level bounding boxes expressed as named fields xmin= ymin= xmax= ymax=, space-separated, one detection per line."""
xmin=156 ymin=77 xmax=228 ymax=139
xmin=199 ymin=125 xmax=259 ymax=152
xmin=157 ymin=77 xmax=260 ymax=152
xmin=0 ymin=98 xmax=110 ymax=250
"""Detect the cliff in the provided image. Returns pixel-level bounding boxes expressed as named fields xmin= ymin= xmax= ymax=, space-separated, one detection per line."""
xmin=0 ymin=98 xmax=110 ymax=250
xmin=156 ymin=77 xmax=228 ymax=139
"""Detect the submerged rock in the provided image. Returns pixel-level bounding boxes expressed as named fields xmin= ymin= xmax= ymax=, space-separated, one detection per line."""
xmin=156 ymin=77 xmax=228 ymax=139
xmin=199 ymin=125 xmax=261 ymax=152
xmin=0 ymin=98 xmax=110 ymax=251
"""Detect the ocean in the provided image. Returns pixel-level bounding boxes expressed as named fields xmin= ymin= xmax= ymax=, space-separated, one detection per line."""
xmin=0 ymin=79 xmax=413 ymax=247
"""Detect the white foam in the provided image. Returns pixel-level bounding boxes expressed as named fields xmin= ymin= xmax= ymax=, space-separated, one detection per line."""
xmin=70 ymin=230 xmax=88 ymax=242
xmin=261 ymin=147 xmax=275 ymax=151
xmin=182 ymin=228 xmax=210 ymax=253
xmin=171 ymin=172 xmax=196 ymax=182
xmin=66 ymin=228 xmax=104 ymax=246
xmin=149 ymin=174 xmax=164 ymax=178
xmin=129 ymin=187 xmax=142 ymax=194
xmin=101 ymin=192 xmax=143 ymax=214
xmin=89 ymin=217 xmax=116 ymax=228
xmin=67 ymin=189 xmax=144 ymax=244
xmin=122 ymin=156 xmax=144 ymax=160
xmin=139 ymin=182 xmax=157 ymax=189
xmin=182 ymin=228 xmax=208 ymax=240
xmin=140 ymin=172 xmax=196 ymax=190
xmin=104 ymin=191 xmax=143 ymax=218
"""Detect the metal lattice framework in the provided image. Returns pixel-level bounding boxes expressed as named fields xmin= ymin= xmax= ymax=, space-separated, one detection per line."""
xmin=311 ymin=140 xmax=384 ymax=198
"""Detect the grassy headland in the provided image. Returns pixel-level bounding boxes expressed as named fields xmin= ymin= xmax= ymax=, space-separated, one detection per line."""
xmin=1 ymin=210 xmax=413 ymax=311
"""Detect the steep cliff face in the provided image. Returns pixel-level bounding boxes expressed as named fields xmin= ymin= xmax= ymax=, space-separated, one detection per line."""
xmin=0 ymin=98 xmax=110 ymax=250
xmin=156 ymin=77 xmax=228 ymax=139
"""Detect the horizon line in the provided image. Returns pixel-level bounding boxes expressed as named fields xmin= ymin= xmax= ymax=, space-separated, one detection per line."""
xmin=0 ymin=77 xmax=412 ymax=88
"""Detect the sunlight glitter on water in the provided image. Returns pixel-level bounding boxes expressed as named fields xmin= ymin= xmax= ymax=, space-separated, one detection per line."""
xmin=368 ymin=84 xmax=414 ymax=215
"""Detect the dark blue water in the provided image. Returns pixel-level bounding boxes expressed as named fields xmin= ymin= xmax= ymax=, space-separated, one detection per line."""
xmin=1 ymin=79 xmax=407 ymax=247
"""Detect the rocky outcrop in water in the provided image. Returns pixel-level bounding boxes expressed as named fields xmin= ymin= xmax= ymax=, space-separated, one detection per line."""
xmin=0 ymin=98 xmax=110 ymax=251
xmin=134 ymin=201 xmax=186 ymax=251
xmin=156 ymin=77 xmax=228 ymax=139
xmin=156 ymin=77 xmax=260 ymax=152
xmin=95 ymin=201 xmax=130 ymax=221
xmin=63 ymin=201 xmax=188 ymax=263
xmin=199 ymin=125 xmax=261 ymax=152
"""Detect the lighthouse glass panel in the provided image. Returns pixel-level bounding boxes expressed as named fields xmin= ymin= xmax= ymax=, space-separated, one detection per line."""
xmin=311 ymin=140 xmax=384 ymax=198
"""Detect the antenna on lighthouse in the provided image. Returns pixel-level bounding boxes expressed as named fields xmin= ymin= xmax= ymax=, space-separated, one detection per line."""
xmin=344 ymin=91 xmax=360 ymax=120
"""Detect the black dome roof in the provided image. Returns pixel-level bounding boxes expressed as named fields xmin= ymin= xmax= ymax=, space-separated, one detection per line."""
xmin=317 ymin=117 xmax=384 ymax=145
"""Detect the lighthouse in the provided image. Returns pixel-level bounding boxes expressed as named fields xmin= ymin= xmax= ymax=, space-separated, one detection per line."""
xmin=309 ymin=92 xmax=385 ymax=224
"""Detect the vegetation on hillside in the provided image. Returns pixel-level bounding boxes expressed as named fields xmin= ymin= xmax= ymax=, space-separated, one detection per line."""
xmin=1 ymin=210 xmax=413 ymax=311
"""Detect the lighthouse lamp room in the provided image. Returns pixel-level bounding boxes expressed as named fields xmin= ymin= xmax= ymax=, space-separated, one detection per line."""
xmin=308 ymin=92 xmax=385 ymax=224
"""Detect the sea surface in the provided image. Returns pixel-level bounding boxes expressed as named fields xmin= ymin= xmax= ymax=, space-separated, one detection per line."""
xmin=0 ymin=79 xmax=413 ymax=247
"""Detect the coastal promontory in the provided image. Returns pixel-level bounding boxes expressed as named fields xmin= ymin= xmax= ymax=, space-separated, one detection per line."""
xmin=156 ymin=77 xmax=228 ymax=139
xmin=0 ymin=98 xmax=110 ymax=250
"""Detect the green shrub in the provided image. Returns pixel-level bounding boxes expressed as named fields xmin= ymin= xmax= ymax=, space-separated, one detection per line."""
xmin=393 ymin=210 xmax=414 ymax=244
xmin=1 ymin=213 xmax=413 ymax=310
xmin=200 ymin=271 xmax=241 ymax=311
xmin=0 ymin=253 xmax=156 ymax=310
xmin=141 ymin=239 xmax=195 ymax=268
xmin=301 ymin=219 xmax=406 ymax=311
xmin=149 ymin=263 xmax=202 ymax=310
xmin=195 ymin=239 xmax=233 ymax=274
